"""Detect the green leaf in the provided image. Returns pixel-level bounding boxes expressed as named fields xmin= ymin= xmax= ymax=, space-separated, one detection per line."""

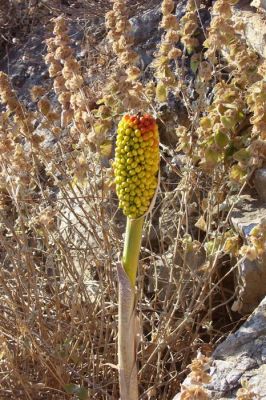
xmin=220 ymin=116 xmax=235 ymax=129
xmin=233 ymin=148 xmax=250 ymax=162
xmin=190 ymin=54 xmax=200 ymax=74
xmin=64 ymin=384 xmax=88 ymax=400
xmin=205 ymin=148 xmax=219 ymax=165
xmin=76 ymin=387 xmax=89 ymax=400
xmin=100 ymin=140 xmax=113 ymax=157
xmin=215 ymin=131 xmax=229 ymax=148
xmin=230 ymin=164 xmax=246 ymax=182
xmin=96 ymin=98 xmax=105 ymax=105
xmin=156 ymin=81 xmax=168 ymax=103
xmin=64 ymin=383 xmax=80 ymax=394
xmin=200 ymin=117 xmax=212 ymax=130
xmin=224 ymin=143 xmax=236 ymax=159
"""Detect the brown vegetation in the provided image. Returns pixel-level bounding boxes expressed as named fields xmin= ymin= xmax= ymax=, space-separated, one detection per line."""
xmin=0 ymin=0 xmax=265 ymax=399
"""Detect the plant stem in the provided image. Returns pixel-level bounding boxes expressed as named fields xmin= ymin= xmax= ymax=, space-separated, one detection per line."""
xmin=117 ymin=216 xmax=144 ymax=400
xmin=122 ymin=216 xmax=145 ymax=288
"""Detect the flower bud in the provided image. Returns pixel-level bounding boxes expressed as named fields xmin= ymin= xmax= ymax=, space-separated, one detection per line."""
xmin=114 ymin=114 xmax=160 ymax=219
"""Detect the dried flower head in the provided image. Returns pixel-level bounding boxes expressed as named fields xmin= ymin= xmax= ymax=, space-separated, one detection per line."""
xmin=180 ymin=386 xmax=210 ymax=400
xmin=161 ymin=14 xmax=179 ymax=30
xmin=161 ymin=0 xmax=175 ymax=15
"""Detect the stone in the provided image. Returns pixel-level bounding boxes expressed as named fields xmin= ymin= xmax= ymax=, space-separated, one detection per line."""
xmin=232 ymin=256 xmax=266 ymax=314
xmin=230 ymin=196 xmax=266 ymax=237
xmin=207 ymin=296 xmax=266 ymax=398
xmin=232 ymin=3 xmax=266 ymax=58
xmin=251 ymin=0 xmax=266 ymax=12
xmin=254 ymin=168 xmax=266 ymax=202
xmin=130 ymin=6 xmax=161 ymax=46
xmin=230 ymin=196 xmax=266 ymax=314
xmin=173 ymin=296 xmax=266 ymax=399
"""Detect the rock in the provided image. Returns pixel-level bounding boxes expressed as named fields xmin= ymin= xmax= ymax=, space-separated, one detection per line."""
xmin=251 ymin=0 xmax=266 ymax=12
xmin=230 ymin=196 xmax=266 ymax=237
xmin=206 ymin=296 xmax=266 ymax=398
xmin=130 ymin=0 xmax=188 ymax=71
xmin=230 ymin=196 xmax=266 ymax=314
xmin=173 ymin=296 xmax=266 ymax=399
xmin=232 ymin=256 xmax=266 ymax=314
xmin=130 ymin=6 xmax=161 ymax=46
xmin=130 ymin=6 xmax=162 ymax=70
xmin=0 ymin=20 xmax=85 ymax=103
xmin=254 ymin=168 xmax=266 ymax=202
xmin=232 ymin=3 xmax=266 ymax=58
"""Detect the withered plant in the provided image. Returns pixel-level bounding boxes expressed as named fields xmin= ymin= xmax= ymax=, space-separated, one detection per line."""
xmin=0 ymin=1 xmax=265 ymax=399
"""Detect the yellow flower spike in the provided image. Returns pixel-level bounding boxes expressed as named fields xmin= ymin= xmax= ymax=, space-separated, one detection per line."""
xmin=114 ymin=113 xmax=160 ymax=220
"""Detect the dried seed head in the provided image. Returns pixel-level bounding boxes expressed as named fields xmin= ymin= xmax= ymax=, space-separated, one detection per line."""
xmin=53 ymin=76 xmax=66 ymax=94
xmin=168 ymin=48 xmax=182 ymax=60
xmin=161 ymin=0 xmax=175 ymax=15
xmin=180 ymin=386 xmax=210 ymax=400
xmin=165 ymin=29 xmax=180 ymax=43
xmin=58 ymin=91 xmax=71 ymax=107
xmin=45 ymin=38 xmax=57 ymax=52
xmin=161 ymin=14 xmax=179 ymax=30
xmin=105 ymin=10 xmax=116 ymax=29
xmin=213 ymin=0 xmax=232 ymax=18
xmin=183 ymin=20 xmax=198 ymax=36
xmin=37 ymin=98 xmax=51 ymax=115
xmin=53 ymin=16 xmax=68 ymax=36
xmin=30 ymin=85 xmax=47 ymax=101
xmin=48 ymin=61 xmax=62 ymax=78
xmin=126 ymin=66 xmax=141 ymax=81
xmin=54 ymin=46 xmax=73 ymax=61
xmin=115 ymin=19 xmax=131 ymax=33
xmin=120 ymin=50 xmax=139 ymax=65
xmin=65 ymin=75 xmax=83 ymax=91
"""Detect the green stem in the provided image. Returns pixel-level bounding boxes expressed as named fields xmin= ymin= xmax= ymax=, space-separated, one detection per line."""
xmin=122 ymin=216 xmax=144 ymax=288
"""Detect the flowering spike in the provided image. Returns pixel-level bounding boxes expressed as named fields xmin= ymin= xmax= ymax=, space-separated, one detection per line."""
xmin=114 ymin=113 xmax=160 ymax=219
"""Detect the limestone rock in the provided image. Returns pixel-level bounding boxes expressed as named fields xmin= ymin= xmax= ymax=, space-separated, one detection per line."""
xmin=230 ymin=196 xmax=266 ymax=314
xmin=173 ymin=296 xmax=266 ymax=399
xmin=130 ymin=6 xmax=161 ymax=46
xmin=230 ymin=196 xmax=266 ymax=237
xmin=251 ymin=0 xmax=266 ymax=12
xmin=254 ymin=168 xmax=266 ymax=202
xmin=206 ymin=296 xmax=266 ymax=398
xmin=233 ymin=3 xmax=266 ymax=58
xmin=232 ymin=256 xmax=266 ymax=314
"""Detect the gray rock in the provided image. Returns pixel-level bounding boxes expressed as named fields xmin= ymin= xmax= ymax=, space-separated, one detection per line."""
xmin=254 ymin=168 xmax=266 ymax=202
xmin=129 ymin=6 xmax=162 ymax=71
xmin=230 ymin=196 xmax=266 ymax=314
xmin=251 ymin=0 xmax=266 ymax=11
xmin=230 ymin=196 xmax=266 ymax=237
xmin=173 ymin=297 xmax=266 ymax=399
xmin=207 ymin=296 xmax=266 ymax=398
xmin=130 ymin=6 xmax=162 ymax=46
xmin=233 ymin=3 xmax=266 ymax=58
xmin=130 ymin=0 xmax=188 ymax=71
xmin=233 ymin=257 xmax=266 ymax=314
xmin=0 ymin=20 xmax=85 ymax=104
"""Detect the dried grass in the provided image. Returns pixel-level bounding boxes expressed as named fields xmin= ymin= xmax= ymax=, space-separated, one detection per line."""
xmin=0 ymin=1 xmax=258 ymax=399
